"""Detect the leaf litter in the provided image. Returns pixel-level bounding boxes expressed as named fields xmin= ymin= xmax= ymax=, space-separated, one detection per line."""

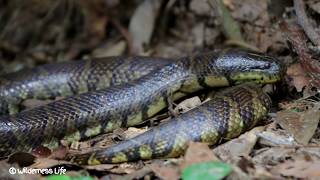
xmin=1 ymin=0 xmax=320 ymax=179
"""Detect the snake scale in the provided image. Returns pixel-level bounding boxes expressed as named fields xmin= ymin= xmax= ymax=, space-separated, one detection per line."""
xmin=0 ymin=49 xmax=282 ymax=164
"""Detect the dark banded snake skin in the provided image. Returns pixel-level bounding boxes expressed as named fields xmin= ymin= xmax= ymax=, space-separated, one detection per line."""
xmin=0 ymin=50 xmax=282 ymax=163
xmin=0 ymin=56 xmax=172 ymax=115
xmin=69 ymin=83 xmax=271 ymax=164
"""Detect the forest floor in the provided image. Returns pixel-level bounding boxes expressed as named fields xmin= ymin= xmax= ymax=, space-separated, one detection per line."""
xmin=0 ymin=0 xmax=320 ymax=179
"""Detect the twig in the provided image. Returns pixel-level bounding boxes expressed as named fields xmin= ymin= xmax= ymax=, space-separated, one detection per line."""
xmin=294 ymin=0 xmax=320 ymax=46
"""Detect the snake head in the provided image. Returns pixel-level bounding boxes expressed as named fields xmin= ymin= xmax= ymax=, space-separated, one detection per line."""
xmin=215 ymin=50 xmax=283 ymax=84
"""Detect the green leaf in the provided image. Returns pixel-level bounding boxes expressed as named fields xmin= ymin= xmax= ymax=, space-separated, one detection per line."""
xmin=182 ymin=161 xmax=232 ymax=180
xmin=46 ymin=175 xmax=71 ymax=180
xmin=46 ymin=175 xmax=94 ymax=180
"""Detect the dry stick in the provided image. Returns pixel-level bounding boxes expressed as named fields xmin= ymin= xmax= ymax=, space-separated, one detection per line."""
xmin=294 ymin=0 xmax=320 ymax=46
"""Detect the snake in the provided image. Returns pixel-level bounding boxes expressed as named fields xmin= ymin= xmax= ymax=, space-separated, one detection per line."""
xmin=69 ymin=83 xmax=271 ymax=164
xmin=0 ymin=49 xmax=282 ymax=163
xmin=0 ymin=56 xmax=172 ymax=115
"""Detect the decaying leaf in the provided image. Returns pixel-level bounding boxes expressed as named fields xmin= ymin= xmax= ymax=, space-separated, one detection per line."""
xmin=149 ymin=162 xmax=180 ymax=180
xmin=30 ymin=158 xmax=72 ymax=169
xmin=276 ymin=103 xmax=320 ymax=145
xmin=213 ymin=126 xmax=265 ymax=163
xmin=286 ymin=63 xmax=311 ymax=92
xmin=174 ymin=96 xmax=202 ymax=114
xmin=252 ymin=147 xmax=296 ymax=165
xmin=257 ymin=125 xmax=297 ymax=146
xmin=124 ymin=127 xmax=149 ymax=139
xmin=84 ymin=164 xmax=118 ymax=171
xmin=8 ymin=152 xmax=36 ymax=167
xmin=180 ymin=142 xmax=219 ymax=170
xmin=272 ymin=160 xmax=320 ymax=178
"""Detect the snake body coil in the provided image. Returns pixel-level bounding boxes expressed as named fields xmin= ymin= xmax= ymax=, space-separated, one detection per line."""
xmin=69 ymin=83 xmax=271 ymax=164
xmin=0 ymin=56 xmax=172 ymax=115
xmin=0 ymin=50 xmax=281 ymax=160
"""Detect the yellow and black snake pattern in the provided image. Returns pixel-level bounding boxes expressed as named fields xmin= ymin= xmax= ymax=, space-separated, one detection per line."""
xmin=0 ymin=49 xmax=282 ymax=164
xmin=69 ymin=83 xmax=271 ymax=164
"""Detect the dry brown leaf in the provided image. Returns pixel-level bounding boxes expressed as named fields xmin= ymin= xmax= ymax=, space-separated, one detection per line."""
xmin=8 ymin=152 xmax=36 ymax=167
xmin=276 ymin=103 xmax=320 ymax=145
xmin=174 ymin=96 xmax=202 ymax=114
xmin=286 ymin=63 xmax=311 ymax=92
xmin=179 ymin=142 xmax=219 ymax=170
xmin=113 ymin=167 xmax=152 ymax=179
xmin=30 ymin=158 xmax=72 ymax=169
xmin=281 ymin=22 xmax=320 ymax=90
xmin=257 ymin=123 xmax=297 ymax=146
xmin=84 ymin=164 xmax=118 ymax=171
xmin=252 ymin=147 xmax=296 ymax=165
xmin=49 ymin=146 xmax=69 ymax=160
xmin=149 ymin=163 xmax=180 ymax=180
xmin=124 ymin=127 xmax=148 ymax=139
xmin=109 ymin=163 xmax=143 ymax=174
xmin=213 ymin=126 xmax=265 ymax=162
xmin=272 ymin=160 xmax=320 ymax=178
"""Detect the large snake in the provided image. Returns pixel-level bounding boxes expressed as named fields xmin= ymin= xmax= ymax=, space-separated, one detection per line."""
xmin=0 ymin=49 xmax=282 ymax=164
xmin=69 ymin=83 xmax=271 ymax=164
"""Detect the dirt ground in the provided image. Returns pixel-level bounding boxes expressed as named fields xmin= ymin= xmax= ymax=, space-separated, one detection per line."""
xmin=0 ymin=0 xmax=320 ymax=179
